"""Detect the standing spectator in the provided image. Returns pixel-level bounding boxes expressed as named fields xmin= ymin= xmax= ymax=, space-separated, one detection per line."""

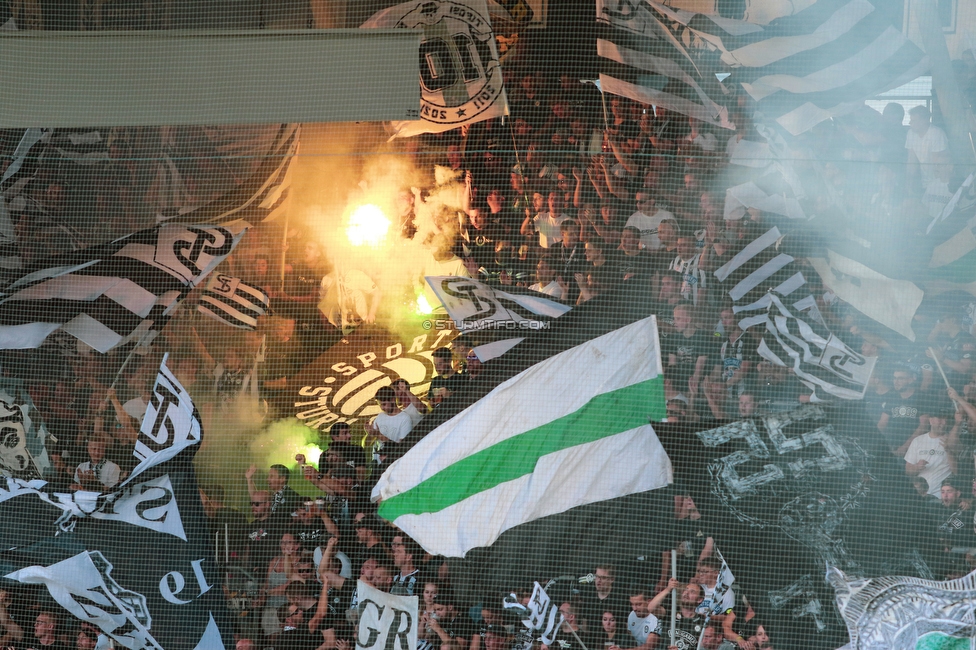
xmin=429 ymin=347 xmax=465 ymax=406
xmin=579 ymin=564 xmax=630 ymax=628
xmin=24 ymin=610 xmax=63 ymax=649
xmin=905 ymin=404 xmax=958 ymax=498
xmin=71 ymin=434 xmax=121 ymax=492
xmin=713 ymin=306 xmax=756 ymax=400
xmin=694 ymin=557 xmax=735 ymax=617
xmin=367 ymin=386 xmax=425 ymax=446
xmin=879 ymin=366 xmax=924 ymax=454
xmin=0 ymin=590 xmax=23 ymax=648
xmin=246 ymin=464 xmax=301 ymax=525
xmin=665 ymin=303 xmax=714 ymax=401
xmin=625 ymin=583 xmax=670 ymax=650
xmin=522 ymin=191 xmax=570 ymax=249
xmin=668 ymin=235 xmax=708 ymax=305
xmin=390 ymin=534 xmax=423 ymax=596
xmin=625 ymin=190 xmax=674 ymax=251
xmin=529 ymin=256 xmax=567 ymax=300
xmin=242 ymin=490 xmax=279 ymax=575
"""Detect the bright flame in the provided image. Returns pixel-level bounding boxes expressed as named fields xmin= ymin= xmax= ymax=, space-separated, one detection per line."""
xmin=293 ymin=444 xmax=322 ymax=469
xmin=346 ymin=204 xmax=391 ymax=247
xmin=417 ymin=294 xmax=434 ymax=314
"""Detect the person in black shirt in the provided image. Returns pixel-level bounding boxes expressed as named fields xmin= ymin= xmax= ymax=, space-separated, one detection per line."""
xmin=241 ymin=490 xmax=281 ymax=575
xmin=23 ymin=610 xmax=69 ymax=650
xmin=429 ymin=347 xmax=465 ymax=407
xmin=665 ymin=303 xmax=715 ymax=399
xmin=607 ymin=227 xmax=655 ymax=285
xmin=878 ymin=365 xmax=924 ymax=453
xmin=419 ymin=591 xmax=473 ymax=650
xmin=266 ymin=604 xmax=323 ymax=650
xmin=579 ymin=564 xmax=631 ymax=629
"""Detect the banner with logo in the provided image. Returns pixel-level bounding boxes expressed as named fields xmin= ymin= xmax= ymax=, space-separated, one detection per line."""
xmin=285 ymin=323 xmax=457 ymax=432
xmin=362 ymin=0 xmax=509 ymax=139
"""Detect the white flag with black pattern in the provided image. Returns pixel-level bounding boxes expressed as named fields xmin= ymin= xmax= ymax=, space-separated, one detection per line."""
xmin=126 ymin=356 xmax=201 ymax=486
xmin=197 ymin=273 xmax=269 ymax=330
xmin=0 ymin=221 xmax=246 ymax=353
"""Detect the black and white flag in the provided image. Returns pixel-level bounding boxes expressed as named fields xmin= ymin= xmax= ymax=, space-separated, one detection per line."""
xmin=713 ymin=227 xmax=874 ymax=399
xmin=596 ymin=0 xmax=733 ymax=129
xmin=426 ymin=275 xmax=571 ymax=362
xmin=197 ymin=273 xmax=269 ymax=330
xmin=0 ymin=357 xmax=232 ymax=649
xmin=0 ymin=221 xmax=246 ymax=352
xmin=361 ymin=0 xmax=509 ymax=139
xmin=426 ymin=275 xmax=571 ymax=325
xmin=736 ymin=292 xmax=875 ymax=400
xmin=645 ymin=0 xmax=928 ymax=135
xmin=713 ymin=226 xmax=808 ymax=307
xmin=504 ymin=582 xmax=564 ymax=645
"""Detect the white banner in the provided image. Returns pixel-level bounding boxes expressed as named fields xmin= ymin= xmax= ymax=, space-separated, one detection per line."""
xmin=356 ymin=579 xmax=418 ymax=650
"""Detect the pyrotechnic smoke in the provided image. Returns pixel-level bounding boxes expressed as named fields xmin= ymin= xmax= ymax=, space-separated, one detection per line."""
xmin=289 ymin=123 xmax=464 ymax=335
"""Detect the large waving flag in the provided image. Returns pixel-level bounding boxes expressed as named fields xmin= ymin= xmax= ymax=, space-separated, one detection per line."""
xmin=0 ymin=357 xmax=230 ymax=649
xmin=596 ymin=0 xmax=733 ymax=129
xmin=0 ymin=222 xmax=246 ymax=352
xmin=645 ymin=0 xmax=927 ymax=135
xmin=372 ymin=316 xmax=670 ymax=557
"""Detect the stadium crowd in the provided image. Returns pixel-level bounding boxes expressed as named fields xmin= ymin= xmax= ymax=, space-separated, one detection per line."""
xmin=7 ymin=41 xmax=976 ymax=650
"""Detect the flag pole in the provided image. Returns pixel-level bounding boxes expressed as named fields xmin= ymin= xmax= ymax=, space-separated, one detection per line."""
xmin=928 ymin=347 xmax=957 ymax=410
xmin=670 ymin=549 xmax=677 ymax=646
xmin=929 ymin=348 xmax=951 ymax=387
xmin=507 ymin=122 xmax=532 ymax=216
xmin=566 ymin=627 xmax=589 ymax=650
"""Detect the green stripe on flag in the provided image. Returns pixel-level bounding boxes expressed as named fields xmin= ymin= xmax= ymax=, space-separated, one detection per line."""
xmin=915 ymin=632 xmax=972 ymax=650
xmin=378 ymin=376 xmax=666 ymax=521
xmin=928 ymin=249 xmax=976 ymax=285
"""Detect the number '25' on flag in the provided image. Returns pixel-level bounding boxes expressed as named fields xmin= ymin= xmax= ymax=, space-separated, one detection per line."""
xmin=372 ymin=316 xmax=671 ymax=557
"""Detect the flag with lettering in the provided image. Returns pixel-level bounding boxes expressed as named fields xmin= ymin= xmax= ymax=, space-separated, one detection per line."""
xmin=0 ymin=221 xmax=247 ymax=353
xmin=0 ymin=357 xmax=232 ymax=649
xmin=361 ymin=0 xmax=509 ymax=139
xmin=356 ymin=580 xmax=418 ymax=650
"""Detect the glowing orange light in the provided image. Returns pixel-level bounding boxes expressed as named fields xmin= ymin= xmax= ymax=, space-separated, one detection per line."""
xmin=346 ymin=204 xmax=390 ymax=247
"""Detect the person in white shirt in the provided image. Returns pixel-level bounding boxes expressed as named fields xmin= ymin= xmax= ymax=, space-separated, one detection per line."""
xmin=529 ymin=257 xmax=566 ymax=300
xmin=625 ymin=190 xmax=674 ymax=251
xmin=522 ymin=191 xmax=569 ymax=249
xmin=906 ymin=105 xmax=949 ymax=191
xmin=367 ymin=386 xmax=424 ymax=444
xmin=625 ymin=581 xmax=676 ymax=650
xmin=72 ymin=435 xmax=121 ymax=491
xmin=905 ymin=407 xmax=957 ymax=497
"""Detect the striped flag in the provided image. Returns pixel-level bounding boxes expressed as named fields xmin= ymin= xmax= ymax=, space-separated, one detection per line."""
xmin=713 ymin=227 xmax=877 ymax=399
xmin=735 ymin=292 xmax=875 ymax=400
xmin=372 ymin=316 xmax=670 ymax=557
xmin=714 ymin=226 xmax=808 ymax=306
xmin=645 ymin=0 xmax=928 ymax=135
xmin=197 ymin=273 xmax=269 ymax=330
xmin=596 ymin=0 xmax=733 ymax=130
xmin=0 ymin=222 xmax=246 ymax=353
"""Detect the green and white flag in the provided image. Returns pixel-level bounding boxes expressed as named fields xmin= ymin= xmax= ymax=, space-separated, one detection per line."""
xmin=372 ymin=316 xmax=670 ymax=557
